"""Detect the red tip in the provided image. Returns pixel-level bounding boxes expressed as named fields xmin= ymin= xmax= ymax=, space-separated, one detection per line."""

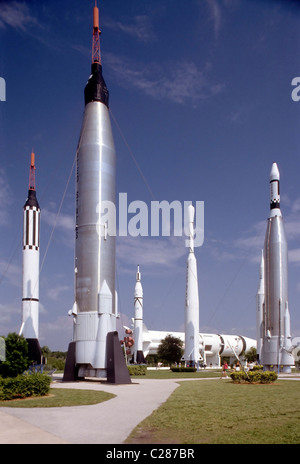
xmin=29 ymin=151 xmax=36 ymax=191
xmin=30 ymin=151 xmax=35 ymax=168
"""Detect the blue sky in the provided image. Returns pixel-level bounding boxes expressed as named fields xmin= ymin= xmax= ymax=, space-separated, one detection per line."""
xmin=0 ymin=0 xmax=300 ymax=351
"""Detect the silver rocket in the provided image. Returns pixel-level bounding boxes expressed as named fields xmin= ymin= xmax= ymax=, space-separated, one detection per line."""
xmin=261 ymin=162 xmax=293 ymax=372
xmin=184 ymin=205 xmax=200 ymax=366
xmin=19 ymin=151 xmax=42 ymax=363
xmin=134 ymin=265 xmax=145 ymax=363
xmin=69 ymin=2 xmax=117 ymax=378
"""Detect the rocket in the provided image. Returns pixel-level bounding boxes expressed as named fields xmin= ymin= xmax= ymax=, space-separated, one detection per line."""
xmin=134 ymin=265 xmax=145 ymax=363
xmin=68 ymin=2 xmax=117 ymax=378
xmin=256 ymin=250 xmax=264 ymax=362
xmin=261 ymin=162 xmax=294 ymax=373
xmin=19 ymin=151 xmax=42 ymax=363
xmin=184 ymin=205 xmax=200 ymax=366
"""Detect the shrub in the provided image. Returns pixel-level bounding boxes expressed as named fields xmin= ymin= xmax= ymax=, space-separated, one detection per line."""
xmin=0 ymin=373 xmax=51 ymax=401
xmin=127 ymin=365 xmax=147 ymax=376
xmin=252 ymin=365 xmax=263 ymax=371
xmin=171 ymin=367 xmax=197 ymax=373
xmin=0 ymin=333 xmax=30 ymax=378
xmin=230 ymin=370 xmax=278 ymax=384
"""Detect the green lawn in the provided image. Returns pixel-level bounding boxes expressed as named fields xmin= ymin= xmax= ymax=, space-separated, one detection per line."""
xmin=132 ymin=369 xmax=223 ymax=379
xmin=0 ymin=388 xmax=115 ymax=408
xmin=126 ymin=379 xmax=300 ymax=444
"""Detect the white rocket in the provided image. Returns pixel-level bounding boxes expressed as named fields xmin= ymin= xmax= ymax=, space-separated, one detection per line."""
xmin=67 ymin=3 xmax=117 ymax=379
xmin=256 ymin=250 xmax=264 ymax=362
xmin=184 ymin=205 xmax=200 ymax=366
xmin=134 ymin=265 xmax=145 ymax=363
xmin=19 ymin=151 xmax=41 ymax=362
xmin=260 ymin=162 xmax=294 ymax=373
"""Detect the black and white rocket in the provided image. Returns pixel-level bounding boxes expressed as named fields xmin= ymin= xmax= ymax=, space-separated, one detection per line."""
xmin=260 ymin=162 xmax=294 ymax=372
xmin=184 ymin=205 xmax=200 ymax=366
xmin=19 ymin=151 xmax=42 ymax=363
xmin=134 ymin=265 xmax=145 ymax=363
xmin=67 ymin=2 xmax=119 ymax=379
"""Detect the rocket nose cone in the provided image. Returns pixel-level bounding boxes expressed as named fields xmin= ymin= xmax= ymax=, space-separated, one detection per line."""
xmin=270 ymin=162 xmax=280 ymax=181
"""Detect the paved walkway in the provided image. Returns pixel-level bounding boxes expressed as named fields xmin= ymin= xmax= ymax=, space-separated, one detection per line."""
xmin=0 ymin=376 xmax=181 ymax=444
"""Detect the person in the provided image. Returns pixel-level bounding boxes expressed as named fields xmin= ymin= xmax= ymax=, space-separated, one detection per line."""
xmin=222 ymin=361 xmax=229 ymax=378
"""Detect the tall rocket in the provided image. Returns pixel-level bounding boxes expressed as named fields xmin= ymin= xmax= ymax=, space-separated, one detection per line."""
xmin=69 ymin=2 xmax=117 ymax=378
xmin=20 ymin=151 xmax=42 ymax=363
xmin=134 ymin=265 xmax=145 ymax=363
xmin=256 ymin=250 xmax=264 ymax=362
xmin=184 ymin=205 xmax=200 ymax=366
xmin=261 ymin=162 xmax=294 ymax=373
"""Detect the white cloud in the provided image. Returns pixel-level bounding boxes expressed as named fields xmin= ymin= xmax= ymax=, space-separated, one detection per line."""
xmin=117 ymin=235 xmax=186 ymax=273
xmin=39 ymin=316 xmax=73 ymax=350
xmin=205 ymin=0 xmax=222 ymax=38
xmin=105 ymin=15 xmax=156 ymax=42
xmin=42 ymin=209 xmax=74 ymax=233
xmin=0 ymin=1 xmax=38 ymax=32
xmin=46 ymin=285 xmax=70 ymax=301
xmin=0 ymin=259 xmax=21 ymax=289
xmin=0 ymin=302 xmax=20 ymax=336
xmin=291 ymin=198 xmax=300 ymax=213
xmin=106 ymin=54 xmax=224 ymax=105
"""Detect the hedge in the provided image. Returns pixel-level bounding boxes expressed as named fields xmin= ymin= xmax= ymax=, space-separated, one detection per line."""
xmin=0 ymin=373 xmax=51 ymax=401
xmin=127 ymin=365 xmax=147 ymax=376
xmin=171 ymin=367 xmax=197 ymax=373
xmin=230 ymin=370 xmax=278 ymax=384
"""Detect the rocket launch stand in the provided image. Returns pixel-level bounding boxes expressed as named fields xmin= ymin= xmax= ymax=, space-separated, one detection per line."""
xmin=63 ymin=332 xmax=131 ymax=384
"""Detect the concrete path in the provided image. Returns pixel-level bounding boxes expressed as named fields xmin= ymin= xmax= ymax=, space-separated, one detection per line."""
xmin=0 ymin=376 xmax=181 ymax=444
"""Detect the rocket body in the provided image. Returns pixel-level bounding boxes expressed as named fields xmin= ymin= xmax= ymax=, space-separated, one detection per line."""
xmin=134 ymin=266 xmax=145 ymax=363
xmin=261 ymin=163 xmax=293 ymax=372
xmin=256 ymin=251 xmax=264 ymax=362
xmin=20 ymin=152 xmax=41 ymax=363
xmin=72 ymin=71 xmax=117 ymax=378
xmin=184 ymin=205 xmax=200 ymax=365
xmin=20 ymin=153 xmax=41 ymax=339
xmin=68 ymin=5 xmax=117 ymax=381
xmin=21 ymin=189 xmax=40 ymax=339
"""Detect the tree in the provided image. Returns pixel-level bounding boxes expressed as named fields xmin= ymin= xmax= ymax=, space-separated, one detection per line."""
xmin=0 ymin=333 xmax=31 ymax=378
xmin=157 ymin=335 xmax=183 ymax=366
xmin=245 ymin=347 xmax=257 ymax=363
xmin=41 ymin=346 xmax=51 ymax=358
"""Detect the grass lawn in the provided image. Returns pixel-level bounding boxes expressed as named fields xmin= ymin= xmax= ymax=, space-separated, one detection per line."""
xmin=132 ymin=369 xmax=223 ymax=379
xmin=126 ymin=379 xmax=300 ymax=444
xmin=0 ymin=388 xmax=115 ymax=408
